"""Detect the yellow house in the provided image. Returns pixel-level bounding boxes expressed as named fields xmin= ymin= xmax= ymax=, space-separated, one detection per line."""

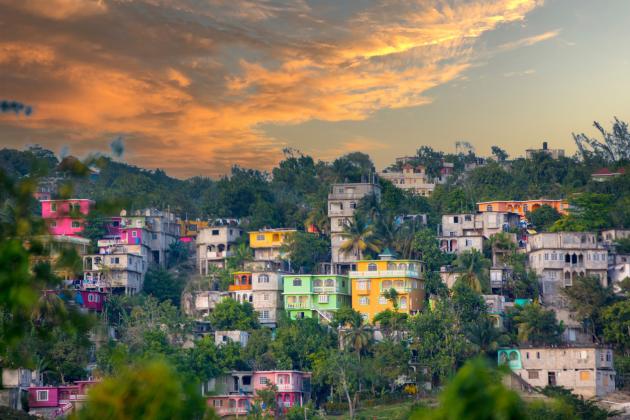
xmin=349 ymin=250 xmax=425 ymax=322
xmin=249 ymin=228 xmax=297 ymax=261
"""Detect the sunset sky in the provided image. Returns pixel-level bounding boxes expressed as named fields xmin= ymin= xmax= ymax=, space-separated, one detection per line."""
xmin=1 ymin=0 xmax=629 ymax=178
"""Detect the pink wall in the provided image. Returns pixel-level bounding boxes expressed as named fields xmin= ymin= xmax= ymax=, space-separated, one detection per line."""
xmin=28 ymin=387 xmax=59 ymax=408
xmin=41 ymin=199 xmax=93 ymax=236
xmin=121 ymin=228 xmax=146 ymax=245
xmin=252 ymin=371 xmax=305 ymax=393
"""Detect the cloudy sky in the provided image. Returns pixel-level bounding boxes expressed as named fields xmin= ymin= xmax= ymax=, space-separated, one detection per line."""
xmin=1 ymin=0 xmax=629 ymax=178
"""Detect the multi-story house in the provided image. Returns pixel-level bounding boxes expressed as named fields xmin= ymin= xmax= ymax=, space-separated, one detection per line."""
xmin=97 ymin=226 xmax=151 ymax=266
xmin=282 ymin=274 xmax=351 ymax=322
xmin=215 ymin=330 xmax=249 ymax=347
xmin=182 ymin=290 xmax=228 ymax=319
xmin=178 ymin=219 xmax=210 ymax=242
xmin=83 ymin=251 xmax=145 ymax=295
xmin=477 ymin=199 xmax=569 ymax=219
xmin=41 ymin=198 xmax=93 ymax=237
xmin=206 ymin=370 xmax=311 ymax=417
xmin=251 ymin=271 xmax=286 ymax=327
xmin=527 ymin=232 xmax=608 ymax=342
xmin=197 ymin=225 xmax=243 ymax=273
xmin=328 ymin=182 xmax=381 ymax=270
xmin=32 ymin=235 xmax=91 ymax=286
xmin=229 ymin=271 xmax=253 ymax=304
xmin=438 ymin=211 xmax=519 ymax=254
xmin=0 ymin=368 xmax=40 ymax=411
xmin=525 ymin=142 xmax=565 ymax=160
xmin=117 ymin=209 xmax=180 ymax=266
xmin=349 ymin=251 xmax=425 ymax=322
xmin=27 ymin=380 xmax=98 ymax=418
xmin=379 ymin=164 xmax=436 ymax=196
xmin=499 ymin=347 xmax=615 ymax=398
xmin=249 ymin=228 xmax=296 ymax=262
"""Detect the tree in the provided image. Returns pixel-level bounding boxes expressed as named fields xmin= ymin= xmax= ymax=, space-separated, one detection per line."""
xmin=551 ymin=193 xmax=614 ymax=232
xmin=413 ymin=229 xmax=452 ymax=272
xmin=454 ymin=250 xmax=490 ymax=293
xmin=491 ymin=146 xmax=509 ymax=162
xmin=226 ymin=242 xmax=252 ymax=271
xmin=602 ymin=300 xmax=630 ymax=356
xmin=339 ymin=215 xmax=381 ymax=260
xmin=143 ymin=268 xmax=184 ymax=307
xmin=74 ymin=359 xmax=207 ymax=420
xmin=509 ymin=304 xmax=564 ymax=346
xmin=409 ymin=358 xmax=526 ymax=420
xmin=573 ymin=117 xmax=630 ymax=163
xmin=313 ymin=350 xmax=362 ymax=419
xmin=561 ymin=275 xmax=615 ymax=343
xmin=167 ymin=240 xmax=190 ymax=268
xmin=373 ymin=309 xmax=408 ymax=341
xmin=526 ymin=205 xmax=562 ymax=231
xmin=280 ymin=231 xmax=329 ymax=273
xmin=207 ymin=298 xmax=259 ymax=331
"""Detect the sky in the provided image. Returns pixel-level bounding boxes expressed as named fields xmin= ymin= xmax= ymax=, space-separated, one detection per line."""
xmin=1 ymin=0 xmax=629 ymax=178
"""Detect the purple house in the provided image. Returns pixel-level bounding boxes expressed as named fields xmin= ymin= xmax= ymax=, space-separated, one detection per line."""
xmin=28 ymin=380 xmax=98 ymax=417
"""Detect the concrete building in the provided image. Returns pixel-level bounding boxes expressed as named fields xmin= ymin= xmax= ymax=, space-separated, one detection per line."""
xmin=498 ymin=347 xmax=615 ymax=398
xmin=525 ymin=142 xmax=565 ymax=160
xmin=197 ymin=225 xmax=243 ymax=273
xmin=215 ymin=330 xmax=249 ymax=347
xmin=438 ymin=211 xmax=519 ymax=255
xmin=379 ymin=164 xmax=436 ymax=196
xmin=251 ymin=271 xmax=286 ymax=327
xmin=83 ymin=251 xmax=145 ymax=294
xmin=592 ymin=167 xmax=626 ymax=182
xmin=27 ymin=380 xmax=98 ymax=418
xmin=527 ymin=232 xmax=608 ymax=342
xmin=349 ymin=250 xmax=425 ymax=322
xmin=328 ymin=182 xmax=381 ymax=270
xmin=182 ymin=290 xmax=228 ymax=319
xmin=601 ymin=229 xmax=630 ymax=246
xmin=0 ymin=368 xmax=41 ymax=411
xmin=229 ymin=271 xmax=253 ymax=304
xmin=118 ymin=209 xmax=180 ymax=266
xmin=249 ymin=228 xmax=296 ymax=262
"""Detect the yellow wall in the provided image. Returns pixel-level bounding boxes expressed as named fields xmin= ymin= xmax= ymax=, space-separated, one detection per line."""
xmin=179 ymin=220 xmax=210 ymax=237
xmin=249 ymin=230 xmax=296 ymax=249
xmin=351 ymin=259 xmax=425 ymax=322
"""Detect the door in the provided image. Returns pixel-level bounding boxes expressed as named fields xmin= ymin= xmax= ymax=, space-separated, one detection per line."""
xmin=548 ymin=372 xmax=556 ymax=386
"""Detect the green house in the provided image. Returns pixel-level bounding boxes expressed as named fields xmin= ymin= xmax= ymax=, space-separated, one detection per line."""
xmin=282 ymin=274 xmax=351 ymax=323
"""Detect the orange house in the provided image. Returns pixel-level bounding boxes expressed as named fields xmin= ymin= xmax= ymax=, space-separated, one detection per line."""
xmin=477 ymin=199 xmax=569 ymax=218
xmin=229 ymin=271 xmax=253 ymax=303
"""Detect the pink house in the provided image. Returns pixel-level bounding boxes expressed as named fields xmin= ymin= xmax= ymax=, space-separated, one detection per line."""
xmin=41 ymin=199 xmax=93 ymax=237
xmin=28 ymin=380 xmax=98 ymax=417
xmin=206 ymin=370 xmax=311 ymax=417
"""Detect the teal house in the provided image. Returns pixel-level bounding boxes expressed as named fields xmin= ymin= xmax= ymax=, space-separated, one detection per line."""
xmin=282 ymin=274 xmax=351 ymax=323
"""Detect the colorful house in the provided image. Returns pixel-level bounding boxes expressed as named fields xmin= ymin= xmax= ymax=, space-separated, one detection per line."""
xmin=349 ymin=250 xmax=425 ymax=322
xmin=206 ymin=370 xmax=311 ymax=417
xmin=282 ymin=274 xmax=351 ymax=323
xmin=28 ymin=380 xmax=98 ymax=417
xmin=229 ymin=271 xmax=253 ymax=303
xmin=249 ymin=228 xmax=296 ymax=261
xmin=40 ymin=199 xmax=94 ymax=236
xmin=476 ymin=199 xmax=569 ymax=219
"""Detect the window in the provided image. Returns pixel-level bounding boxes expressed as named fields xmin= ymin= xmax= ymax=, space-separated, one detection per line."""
xmin=536 ymin=352 xmax=540 ymax=359
xmin=293 ymin=278 xmax=302 ymax=286
xmin=382 ymin=280 xmax=392 ymax=289
xmin=50 ymin=220 xmax=57 ymax=228
xmin=526 ymin=352 xmax=529 ymax=360
xmin=72 ymin=221 xmax=81 ymax=228
xmin=486 ymin=205 xmax=493 ymax=211
xmin=464 ymin=215 xmax=472 ymax=222
xmin=368 ymin=263 xmax=377 ymax=271
xmin=260 ymin=310 xmax=269 ymax=320
xmin=259 ymin=274 xmax=270 ymax=283
xmin=325 ymin=278 xmax=335 ymax=287
xmin=257 ymin=234 xmax=264 ymax=241
xmin=528 ymin=371 xmax=539 ymax=380
xmin=359 ymin=296 xmax=369 ymax=305
xmin=36 ymin=390 xmax=49 ymax=401
xmin=259 ymin=377 xmax=269 ymax=385
xmin=580 ymin=371 xmax=591 ymax=381
xmin=357 ymin=280 xmax=370 ymax=290
xmin=318 ymin=294 xmax=329 ymax=303
xmin=111 ymin=257 xmax=120 ymax=264
xmin=337 ymin=219 xmax=345 ymax=227
xmin=132 ymin=230 xmax=138 ymax=237
xmin=465 ymin=239 xmax=472 ymax=246
xmin=152 ymin=233 xmax=157 ymax=240
xmin=263 ymin=293 xmax=269 ymax=301
xmin=213 ymin=400 xmax=223 ymax=407
xmin=51 ymin=203 xmax=57 ymax=212
xmin=350 ymin=202 xmax=356 ymax=209
xmin=399 ymin=296 xmax=407 ymax=309
xmin=378 ymin=296 xmax=387 ymax=304
xmin=212 ymin=229 xmax=219 ymax=235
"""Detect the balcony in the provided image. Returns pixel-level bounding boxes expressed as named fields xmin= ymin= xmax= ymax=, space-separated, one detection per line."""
xmin=228 ymin=284 xmax=252 ymax=291
xmin=286 ymin=302 xmax=311 ymax=309
xmin=313 ymin=286 xmax=339 ymax=293
xmin=205 ymin=251 xmax=233 ymax=260
xmin=276 ymin=383 xmax=302 ymax=392
xmin=379 ymin=285 xmax=413 ymax=293
xmin=350 ymin=270 xmax=419 ymax=279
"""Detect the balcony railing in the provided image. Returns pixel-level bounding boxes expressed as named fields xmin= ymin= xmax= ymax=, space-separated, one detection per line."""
xmin=312 ymin=286 xmax=339 ymax=293
xmin=228 ymin=284 xmax=252 ymax=291
xmin=350 ymin=270 xmax=419 ymax=279
xmin=276 ymin=383 xmax=302 ymax=392
xmin=286 ymin=302 xmax=310 ymax=309
xmin=379 ymin=285 xmax=413 ymax=293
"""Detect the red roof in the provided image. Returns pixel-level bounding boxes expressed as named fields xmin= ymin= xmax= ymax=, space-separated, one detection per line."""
xmin=593 ymin=168 xmax=625 ymax=176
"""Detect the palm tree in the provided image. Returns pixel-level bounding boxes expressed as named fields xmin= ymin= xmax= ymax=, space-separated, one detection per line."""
xmin=228 ymin=242 xmax=252 ymax=270
xmin=454 ymin=249 xmax=490 ymax=293
xmin=382 ymin=287 xmax=399 ymax=311
xmin=31 ymin=291 xmax=68 ymax=327
xmin=305 ymin=201 xmax=330 ymax=235
xmin=343 ymin=322 xmax=373 ymax=360
xmin=339 ymin=216 xmax=382 ymax=260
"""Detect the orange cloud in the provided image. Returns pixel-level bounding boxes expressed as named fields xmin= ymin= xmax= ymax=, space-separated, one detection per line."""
xmin=0 ymin=0 xmax=545 ymax=178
